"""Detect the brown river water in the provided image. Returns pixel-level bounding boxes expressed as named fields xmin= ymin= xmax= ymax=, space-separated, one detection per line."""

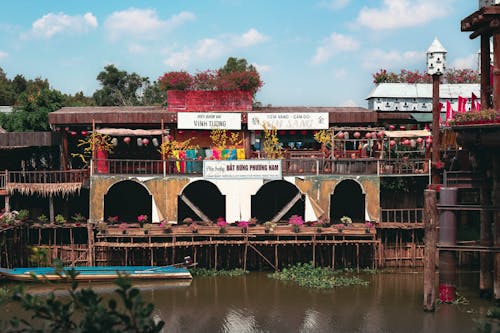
xmin=0 ymin=271 xmax=494 ymax=332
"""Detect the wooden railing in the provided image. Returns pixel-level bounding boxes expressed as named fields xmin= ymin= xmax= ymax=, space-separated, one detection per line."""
xmin=0 ymin=171 xmax=6 ymax=189
xmin=91 ymin=158 xmax=429 ymax=177
xmin=381 ymin=208 xmax=424 ymax=223
xmin=7 ymin=169 xmax=89 ymax=184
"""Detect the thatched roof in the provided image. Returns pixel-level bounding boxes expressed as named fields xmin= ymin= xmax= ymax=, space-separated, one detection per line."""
xmin=7 ymin=183 xmax=82 ymax=197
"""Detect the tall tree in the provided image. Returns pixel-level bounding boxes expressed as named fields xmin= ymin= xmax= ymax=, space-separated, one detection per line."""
xmin=93 ymin=64 xmax=149 ymax=106
xmin=219 ymin=57 xmax=257 ymax=74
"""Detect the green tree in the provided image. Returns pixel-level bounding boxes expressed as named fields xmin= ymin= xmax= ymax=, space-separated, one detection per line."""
xmin=0 ymin=68 xmax=15 ymax=105
xmin=93 ymin=65 xmax=149 ymax=106
xmin=219 ymin=57 xmax=257 ymax=74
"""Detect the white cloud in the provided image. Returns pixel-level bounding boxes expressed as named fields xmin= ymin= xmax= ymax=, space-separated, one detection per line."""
xmin=105 ymin=9 xmax=195 ymax=41
xmin=311 ymin=32 xmax=359 ymax=65
xmin=356 ymin=0 xmax=449 ymax=30
xmin=163 ymin=28 xmax=268 ymax=68
xmin=252 ymin=63 xmax=272 ymax=73
xmin=0 ymin=51 xmax=8 ymax=60
xmin=318 ymin=0 xmax=350 ymax=10
xmin=341 ymin=99 xmax=358 ymax=107
xmin=362 ymin=49 xmax=424 ymax=70
xmin=233 ymin=28 xmax=269 ymax=47
xmin=30 ymin=12 xmax=98 ymax=38
xmin=451 ymin=54 xmax=477 ymax=69
xmin=128 ymin=43 xmax=146 ymax=54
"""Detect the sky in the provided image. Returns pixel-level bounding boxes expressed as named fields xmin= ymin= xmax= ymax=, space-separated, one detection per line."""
xmin=0 ymin=0 xmax=480 ymax=108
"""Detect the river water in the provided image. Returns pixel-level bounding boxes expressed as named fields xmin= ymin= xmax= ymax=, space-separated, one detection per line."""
xmin=1 ymin=271 xmax=494 ymax=333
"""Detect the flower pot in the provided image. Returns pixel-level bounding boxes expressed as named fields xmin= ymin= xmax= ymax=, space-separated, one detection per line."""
xmin=121 ymin=230 xmax=127 ymax=235
xmin=163 ymin=229 xmax=172 ymax=234
xmin=144 ymin=230 xmax=149 ymax=235
xmin=265 ymin=229 xmax=270 ymax=234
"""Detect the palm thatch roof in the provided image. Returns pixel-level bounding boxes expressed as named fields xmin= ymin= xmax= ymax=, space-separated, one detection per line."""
xmin=7 ymin=183 xmax=82 ymax=197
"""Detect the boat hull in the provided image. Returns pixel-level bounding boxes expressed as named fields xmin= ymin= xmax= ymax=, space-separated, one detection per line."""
xmin=0 ymin=266 xmax=192 ymax=282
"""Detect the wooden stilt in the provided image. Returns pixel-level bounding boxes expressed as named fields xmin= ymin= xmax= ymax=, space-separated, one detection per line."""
xmin=423 ymin=190 xmax=438 ymax=312
xmin=243 ymin=242 xmax=248 ymax=271
xmin=49 ymin=196 xmax=54 ymax=224
xmin=356 ymin=243 xmax=359 ymax=273
xmin=275 ymin=244 xmax=278 ymax=272
xmin=194 ymin=246 xmax=197 ymax=267
xmin=332 ymin=245 xmax=335 ymax=270
xmin=312 ymin=235 xmax=316 ymax=267
xmin=215 ymin=244 xmax=218 ymax=270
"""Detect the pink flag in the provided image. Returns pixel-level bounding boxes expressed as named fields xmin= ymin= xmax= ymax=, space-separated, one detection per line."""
xmin=458 ymin=96 xmax=467 ymax=113
xmin=445 ymin=100 xmax=453 ymax=126
xmin=476 ymin=101 xmax=481 ymax=111
xmin=471 ymin=93 xmax=477 ymax=111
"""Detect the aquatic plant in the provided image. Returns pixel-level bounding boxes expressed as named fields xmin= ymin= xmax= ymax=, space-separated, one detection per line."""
xmin=190 ymin=268 xmax=248 ymax=277
xmin=269 ymin=262 xmax=369 ymax=289
xmin=237 ymin=220 xmax=249 ymax=232
xmin=119 ymin=222 xmax=129 ymax=234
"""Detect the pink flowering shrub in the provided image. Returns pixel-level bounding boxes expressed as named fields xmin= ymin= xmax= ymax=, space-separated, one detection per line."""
xmin=137 ymin=215 xmax=148 ymax=223
xmin=237 ymin=221 xmax=249 ymax=229
xmin=288 ymin=215 xmax=304 ymax=226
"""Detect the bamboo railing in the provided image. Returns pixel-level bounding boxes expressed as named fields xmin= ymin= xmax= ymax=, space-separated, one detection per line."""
xmin=380 ymin=208 xmax=424 ymax=224
xmin=7 ymin=169 xmax=89 ymax=184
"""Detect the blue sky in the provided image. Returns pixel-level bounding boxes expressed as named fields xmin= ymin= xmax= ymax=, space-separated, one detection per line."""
xmin=0 ymin=0 xmax=479 ymax=107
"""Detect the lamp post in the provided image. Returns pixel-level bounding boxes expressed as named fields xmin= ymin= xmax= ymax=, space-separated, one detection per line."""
xmin=426 ymin=38 xmax=447 ymax=186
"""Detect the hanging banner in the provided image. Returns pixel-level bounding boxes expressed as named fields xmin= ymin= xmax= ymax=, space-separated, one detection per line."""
xmin=248 ymin=112 xmax=329 ymax=130
xmin=203 ymin=159 xmax=282 ymax=179
xmin=177 ymin=112 xmax=241 ymax=130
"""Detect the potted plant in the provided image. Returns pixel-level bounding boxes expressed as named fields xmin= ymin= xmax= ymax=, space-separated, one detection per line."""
xmin=217 ymin=218 xmax=228 ymax=234
xmin=119 ymin=222 xmax=129 ymax=235
xmin=336 ymin=223 xmax=344 ymax=233
xmin=107 ymin=216 xmax=119 ymax=225
xmin=55 ymin=214 xmax=66 ymax=226
xmin=97 ymin=222 xmax=108 ymax=234
xmin=16 ymin=209 xmax=29 ymax=223
xmin=35 ymin=214 xmax=48 ymax=227
xmin=137 ymin=214 xmax=148 ymax=228
xmin=160 ymin=220 xmax=172 ymax=234
xmin=365 ymin=221 xmax=374 ymax=233
xmin=314 ymin=221 xmax=324 ymax=233
xmin=340 ymin=216 xmax=352 ymax=227
xmin=238 ymin=220 xmax=249 ymax=233
xmin=71 ymin=213 xmax=86 ymax=226
xmin=143 ymin=223 xmax=152 ymax=235
xmin=189 ymin=222 xmax=199 ymax=233
xmin=289 ymin=215 xmax=304 ymax=233
xmin=183 ymin=217 xmax=193 ymax=225
xmin=264 ymin=221 xmax=277 ymax=234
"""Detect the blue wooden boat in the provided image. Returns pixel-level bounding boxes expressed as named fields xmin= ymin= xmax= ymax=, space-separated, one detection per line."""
xmin=0 ymin=265 xmax=192 ymax=282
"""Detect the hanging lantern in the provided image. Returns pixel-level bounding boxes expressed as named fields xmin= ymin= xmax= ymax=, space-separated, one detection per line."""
xmin=137 ymin=138 xmax=143 ymax=146
xmin=65 ymin=127 xmax=70 ymax=132
xmin=389 ymin=125 xmax=395 ymax=131
xmin=365 ymin=132 xmax=372 ymax=139
xmin=426 ymin=137 xmax=432 ymax=144
xmin=343 ymin=131 xmax=349 ymax=139
xmin=81 ymin=130 xmax=88 ymax=136
xmin=353 ymin=132 xmax=361 ymax=138
xmin=400 ymin=125 xmax=406 ymax=130
xmin=111 ymin=138 xmax=118 ymax=147
xmin=416 ymin=137 xmax=423 ymax=144
xmin=377 ymin=131 xmax=385 ymax=138
xmin=123 ymin=137 xmax=131 ymax=144
xmin=336 ymin=132 xmax=344 ymax=139
xmin=403 ymin=139 xmax=411 ymax=146
xmin=55 ymin=127 xmax=61 ymax=132
xmin=289 ymin=130 xmax=296 ymax=135
xmin=389 ymin=140 xmax=396 ymax=147
xmin=410 ymin=139 xmax=417 ymax=148
xmin=371 ymin=132 xmax=377 ymax=138
xmin=300 ymin=130 xmax=307 ymax=135
xmin=178 ymin=130 xmax=184 ymax=134
xmin=279 ymin=130 xmax=286 ymax=135
xmin=142 ymin=138 xmax=149 ymax=146
xmin=152 ymin=138 xmax=159 ymax=147
xmin=255 ymin=130 xmax=261 ymax=135
xmin=70 ymin=131 xmax=77 ymax=137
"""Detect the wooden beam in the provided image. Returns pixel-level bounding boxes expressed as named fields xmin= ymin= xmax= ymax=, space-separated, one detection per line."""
xmin=271 ymin=192 xmax=302 ymax=223
xmin=180 ymin=194 xmax=211 ymax=223
xmin=248 ymin=243 xmax=277 ymax=271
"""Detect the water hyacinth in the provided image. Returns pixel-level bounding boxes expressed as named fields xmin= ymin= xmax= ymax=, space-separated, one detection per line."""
xmin=269 ymin=262 xmax=369 ymax=289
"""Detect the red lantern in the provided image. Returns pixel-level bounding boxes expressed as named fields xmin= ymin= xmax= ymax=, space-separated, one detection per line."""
xmin=64 ymin=127 xmax=70 ymax=132
xmin=81 ymin=130 xmax=88 ymax=136
xmin=389 ymin=125 xmax=395 ymax=131
xmin=353 ymin=132 xmax=361 ymax=138
xmin=142 ymin=138 xmax=149 ymax=146
xmin=70 ymin=131 xmax=77 ymax=137
xmin=416 ymin=137 xmax=423 ymax=144
xmin=289 ymin=131 xmax=296 ymax=135
xmin=365 ymin=132 xmax=372 ymax=139
xmin=336 ymin=132 xmax=344 ymax=139
xmin=255 ymin=130 xmax=261 ymax=135
xmin=279 ymin=130 xmax=286 ymax=135
xmin=377 ymin=131 xmax=385 ymax=138
xmin=389 ymin=140 xmax=396 ymax=147
xmin=123 ymin=137 xmax=131 ymax=144
xmin=403 ymin=139 xmax=410 ymax=145
xmin=400 ymin=125 xmax=406 ymax=130
xmin=178 ymin=130 xmax=184 ymax=134
xmin=55 ymin=127 xmax=61 ymax=132
xmin=300 ymin=130 xmax=307 ymax=135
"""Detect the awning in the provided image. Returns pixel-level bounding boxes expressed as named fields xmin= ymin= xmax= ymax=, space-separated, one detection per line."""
xmin=410 ymin=112 xmax=446 ymax=123
xmin=385 ymin=129 xmax=431 ymax=138
xmin=95 ymin=128 xmax=166 ymax=136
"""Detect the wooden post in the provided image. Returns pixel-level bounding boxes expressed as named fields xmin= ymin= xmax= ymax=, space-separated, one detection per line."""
xmin=243 ymin=242 xmax=248 ymax=271
xmin=356 ymin=243 xmax=359 ymax=273
xmin=480 ymin=178 xmax=493 ymax=297
xmin=49 ymin=195 xmax=54 ymax=223
xmin=214 ymin=244 xmax=218 ymax=270
xmin=431 ymin=74 xmax=441 ymax=186
xmin=492 ymin=155 xmax=500 ymax=301
xmin=332 ymin=245 xmax=335 ymax=270
xmin=275 ymin=244 xmax=278 ymax=272
xmin=312 ymin=235 xmax=316 ymax=267
xmin=481 ymin=34 xmax=492 ymax=109
xmin=423 ymin=189 xmax=438 ymax=312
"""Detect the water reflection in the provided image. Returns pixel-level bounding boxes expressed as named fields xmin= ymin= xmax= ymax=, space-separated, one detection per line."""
xmin=0 ymin=271 xmax=492 ymax=333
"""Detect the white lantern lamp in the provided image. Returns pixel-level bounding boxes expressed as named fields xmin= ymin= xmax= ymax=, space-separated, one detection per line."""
xmin=426 ymin=38 xmax=447 ymax=76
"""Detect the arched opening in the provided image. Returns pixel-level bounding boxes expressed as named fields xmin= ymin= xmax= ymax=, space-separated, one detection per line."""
xmin=178 ymin=180 xmax=225 ymax=223
xmin=251 ymin=180 xmax=304 ymax=223
xmin=104 ymin=180 xmax=152 ymax=223
xmin=330 ymin=179 xmax=365 ymax=223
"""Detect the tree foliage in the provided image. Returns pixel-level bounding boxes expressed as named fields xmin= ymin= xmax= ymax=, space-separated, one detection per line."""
xmin=0 ymin=267 xmax=164 ymax=333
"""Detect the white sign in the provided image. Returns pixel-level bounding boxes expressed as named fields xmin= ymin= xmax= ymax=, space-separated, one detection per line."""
xmin=203 ymin=159 xmax=282 ymax=179
xmin=177 ymin=112 xmax=241 ymax=130
xmin=248 ymin=112 xmax=329 ymax=130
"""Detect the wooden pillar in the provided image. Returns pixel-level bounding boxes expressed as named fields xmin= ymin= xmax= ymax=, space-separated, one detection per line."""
xmin=480 ymin=179 xmax=493 ymax=297
xmin=331 ymin=245 xmax=335 ymax=270
xmin=4 ymin=195 xmax=9 ymax=213
xmin=423 ymin=190 xmax=438 ymax=312
xmin=431 ymin=74 xmax=441 ymax=186
xmin=49 ymin=195 xmax=54 ymax=223
xmin=214 ymin=244 xmax=218 ymax=270
xmin=481 ymin=34 xmax=492 ymax=109
xmin=494 ymin=34 xmax=500 ymax=110
xmin=61 ymin=130 xmax=69 ymax=171
xmin=243 ymin=242 xmax=248 ymax=271
xmin=274 ymin=244 xmax=278 ymax=272
xmin=492 ymin=155 xmax=500 ymax=301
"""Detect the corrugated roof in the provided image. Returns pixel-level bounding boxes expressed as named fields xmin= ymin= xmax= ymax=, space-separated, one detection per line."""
xmin=366 ymin=83 xmax=480 ymax=99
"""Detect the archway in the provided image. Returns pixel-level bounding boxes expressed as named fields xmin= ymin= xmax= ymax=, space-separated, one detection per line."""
xmin=330 ymin=179 xmax=365 ymax=223
xmin=178 ymin=180 xmax=225 ymax=223
xmin=251 ymin=180 xmax=304 ymax=223
xmin=104 ymin=180 xmax=152 ymax=222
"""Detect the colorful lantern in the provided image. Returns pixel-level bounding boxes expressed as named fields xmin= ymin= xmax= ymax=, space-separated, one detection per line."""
xmin=400 ymin=125 xmax=406 ymax=130
xmin=365 ymin=132 xmax=372 ymax=139
xmin=389 ymin=125 xmax=395 ymax=131
xmin=389 ymin=140 xmax=396 ymax=147
xmin=410 ymin=139 xmax=416 ymax=148
xmin=343 ymin=131 xmax=349 ymax=139
xmin=123 ymin=137 xmax=131 ymax=144
xmin=416 ymin=137 xmax=423 ymax=144
xmin=377 ymin=131 xmax=385 ymax=138
xmin=300 ymin=130 xmax=307 ymax=135
xmin=403 ymin=139 xmax=411 ymax=145
xmin=426 ymin=137 xmax=432 ymax=144
xmin=353 ymin=131 xmax=361 ymax=138
xmin=279 ymin=130 xmax=286 ymax=135
xmin=142 ymin=138 xmax=149 ymax=146
xmin=81 ymin=130 xmax=88 ymax=136
xmin=336 ymin=132 xmax=344 ymax=139
xmin=111 ymin=138 xmax=118 ymax=147
xmin=137 ymin=138 xmax=143 ymax=146
xmin=289 ymin=131 xmax=296 ymax=135
xmin=70 ymin=131 xmax=77 ymax=137
xmin=152 ymin=138 xmax=159 ymax=147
